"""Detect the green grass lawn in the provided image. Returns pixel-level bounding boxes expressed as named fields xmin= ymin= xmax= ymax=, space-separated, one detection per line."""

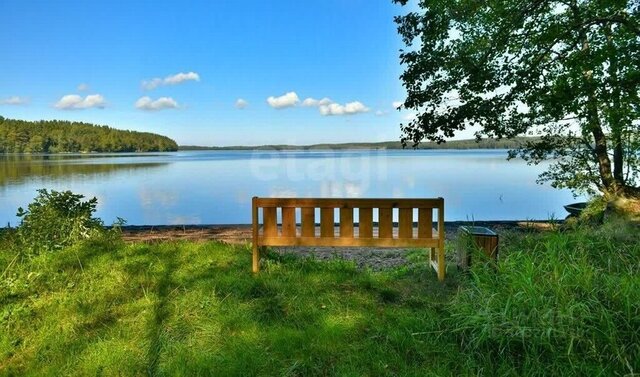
xmin=1 ymin=221 xmax=639 ymax=376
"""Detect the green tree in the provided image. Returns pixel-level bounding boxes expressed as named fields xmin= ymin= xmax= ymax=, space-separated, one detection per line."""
xmin=0 ymin=116 xmax=178 ymax=153
xmin=25 ymin=135 xmax=45 ymax=153
xmin=394 ymin=0 xmax=640 ymax=199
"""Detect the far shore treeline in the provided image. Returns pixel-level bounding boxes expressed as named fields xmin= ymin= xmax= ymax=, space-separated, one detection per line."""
xmin=0 ymin=115 xmax=534 ymax=154
xmin=179 ymin=137 xmax=535 ymax=151
xmin=0 ymin=116 xmax=178 ymax=153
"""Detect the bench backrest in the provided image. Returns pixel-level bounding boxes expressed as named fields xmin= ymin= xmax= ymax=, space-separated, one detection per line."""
xmin=252 ymin=197 xmax=444 ymax=248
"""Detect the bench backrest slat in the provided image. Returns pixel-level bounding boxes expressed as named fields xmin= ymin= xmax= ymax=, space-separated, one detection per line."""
xmin=340 ymin=208 xmax=354 ymax=238
xmin=418 ymin=208 xmax=433 ymax=239
xmin=378 ymin=208 xmax=393 ymax=239
xmin=263 ymin=207 xmax=278 ymax=237
xmin=281 ymin=207 xmax=296 ymax=237
xmin=320 ymin=208 xmax=334 ymax=238
xmin=359 ymin=208 xmax=373 ymax=238
xmin=301 ymin=207 xmax=315 ymax=237
xmin=398 ymin=208 xmax=413 ymax=239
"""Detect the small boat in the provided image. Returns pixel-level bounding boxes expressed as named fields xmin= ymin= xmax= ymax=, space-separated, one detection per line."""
xmin=564 ymin=202 xmax=588 ymax=216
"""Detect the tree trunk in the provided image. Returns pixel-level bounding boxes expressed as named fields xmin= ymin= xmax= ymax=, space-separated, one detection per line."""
xmin=589 ymin=117 xmax=617 ymax=193
xmin=613 ymin=134 xmax=624 ymax=183
xmin=584 ymin=68 xmax=616 ymax=193
xmin=577 ymin=14 xmax=617 ymax=195
xmin=605 ymin=25 xmax=626 ymax=186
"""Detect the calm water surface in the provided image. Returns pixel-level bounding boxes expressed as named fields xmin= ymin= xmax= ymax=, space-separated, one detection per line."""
xmin=0 ymin=150 xmax=581 ymax=225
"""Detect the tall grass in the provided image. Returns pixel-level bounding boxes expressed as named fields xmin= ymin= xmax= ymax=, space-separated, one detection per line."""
xmin=446 ymin=220 xmax=640 ymax=375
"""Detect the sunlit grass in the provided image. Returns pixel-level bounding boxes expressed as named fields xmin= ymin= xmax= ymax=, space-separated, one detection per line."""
xmin=1 ymin=220 xmax=638 ymax=375
xmin=0 ymin=236 xmax=457 ymax=376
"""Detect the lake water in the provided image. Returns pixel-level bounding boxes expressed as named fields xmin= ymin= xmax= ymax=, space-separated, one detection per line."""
xmin=0 ymin=150 xmax=581 ymax=225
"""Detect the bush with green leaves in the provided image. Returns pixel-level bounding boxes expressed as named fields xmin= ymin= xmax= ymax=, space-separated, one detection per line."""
xmin=16 ymin=189 xmax=106 ymax=253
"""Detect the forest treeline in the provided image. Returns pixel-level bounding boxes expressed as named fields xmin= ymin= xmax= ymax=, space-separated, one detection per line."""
xmin=0 ymin=116 xmax=178 ymax=153
xmin=180 ymin=137 xmax=536 ymax=151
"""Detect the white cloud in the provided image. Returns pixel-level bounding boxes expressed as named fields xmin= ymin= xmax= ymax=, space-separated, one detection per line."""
xmin=1 ymin=96 xmax=28 ymax=105
xmin=392 ymin=101 xmax=403 ymax=109
xmin=55 ymin=94 xmax=106 ymax=109
xmin=77 ymin=83 xmax=89 ymax=91
xmin=142 ymin=71 xmax=200 ymax=90
xmin=301 ymin=97 xmax=332 ymax=107
xmin=142 ymin=78 xmax=162 ymax=90
xmin=135 ymin=96 xmax=179 ymax=111
xmin=267 ymin=91 xmax=299 ymax=109
xmin=319 ymin=101 xmax=369 ymax=116
xmin=235 ymin=98 xmax=248 ymax=109
xmin=164 ymin=72 xmax=200 ymax=85
xmin=265 ymin=92 xmax=369 ymax=116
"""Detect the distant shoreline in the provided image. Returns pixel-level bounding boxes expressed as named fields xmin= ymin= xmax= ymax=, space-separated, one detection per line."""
xmin=178 ymin=137 xmax=535 ymax=151
xmin=2 ymin=147 xmax=515 ymax=156
xmin=0 ymin=135 xmax=535 ymax=155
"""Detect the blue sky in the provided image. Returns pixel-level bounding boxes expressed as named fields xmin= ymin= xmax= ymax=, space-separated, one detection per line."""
xmin=0 ymin=0 xmax=425 ymax=146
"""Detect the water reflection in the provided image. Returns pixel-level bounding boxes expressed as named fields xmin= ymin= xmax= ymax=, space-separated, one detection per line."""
xmin=0 ymin=150 xmax=582 ymax=225
xmin=0 ymin=154 xmax=168 ymax=187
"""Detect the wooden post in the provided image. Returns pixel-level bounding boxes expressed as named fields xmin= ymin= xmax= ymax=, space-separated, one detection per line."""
xmin=252 ymin=197 xmax=260 ymax=273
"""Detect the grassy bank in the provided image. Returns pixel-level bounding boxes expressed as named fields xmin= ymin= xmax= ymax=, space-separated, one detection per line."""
xmin=1 ymin=221 xmax=638 ymax=376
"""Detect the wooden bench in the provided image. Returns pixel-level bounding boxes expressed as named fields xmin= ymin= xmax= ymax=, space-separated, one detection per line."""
xmin=251 ymin=197 xmax=446 ymax=281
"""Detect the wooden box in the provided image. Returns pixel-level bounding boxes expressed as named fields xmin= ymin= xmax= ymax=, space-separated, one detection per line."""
xmin=457 ymin=226 xmax=499 ymax=270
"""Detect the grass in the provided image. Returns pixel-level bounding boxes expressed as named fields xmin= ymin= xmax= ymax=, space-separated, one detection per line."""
xmin=1 ymin=220 xmax=639 ymax=376
xmin=449 ymin=220 xmax=640 ymax=375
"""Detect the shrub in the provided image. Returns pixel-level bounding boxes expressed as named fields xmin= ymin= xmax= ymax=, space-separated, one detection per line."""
xmin=16 ymin=189 xmax=105 ymax=253
xmin=578 ymin=196 xmax=607 ymax=224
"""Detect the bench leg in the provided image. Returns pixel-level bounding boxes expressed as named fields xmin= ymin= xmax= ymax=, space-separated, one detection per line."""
xmin=252 ymin=243 xmax=260 ymax=273
xmin=437 ymin=244 xmax=445 ymax=282
xmin=429 ymin=247 xmax=445 ymax=281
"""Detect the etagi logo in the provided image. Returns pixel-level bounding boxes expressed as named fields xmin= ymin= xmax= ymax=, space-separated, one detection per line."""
xmin=248 ymin=147 xmax=389 ymax=197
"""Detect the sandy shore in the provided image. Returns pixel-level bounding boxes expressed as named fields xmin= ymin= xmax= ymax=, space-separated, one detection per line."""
xmin=121 ymin=221 xmax=555 ymax=244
